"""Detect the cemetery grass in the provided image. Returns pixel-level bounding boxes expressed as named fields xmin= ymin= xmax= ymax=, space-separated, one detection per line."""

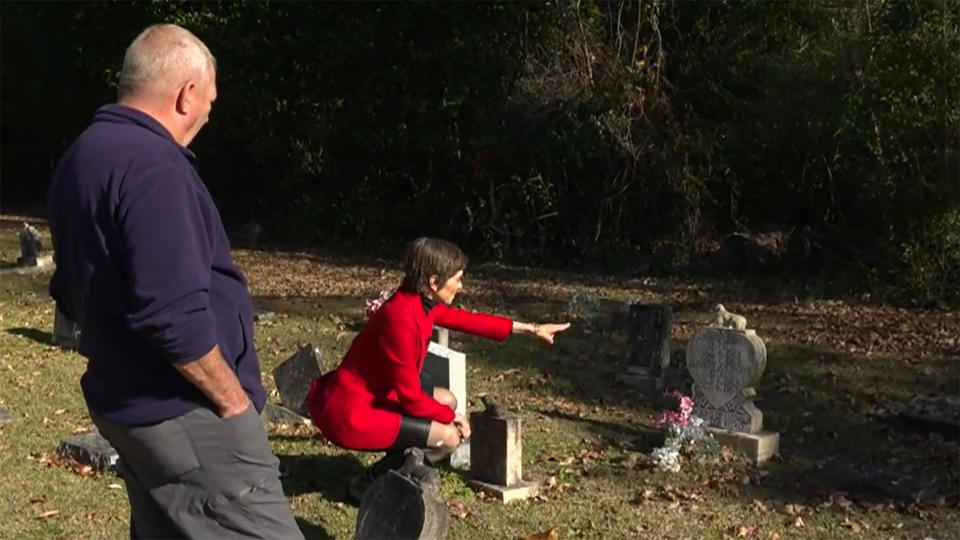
xmin=1 ymin=218 xmax=958 ymax=539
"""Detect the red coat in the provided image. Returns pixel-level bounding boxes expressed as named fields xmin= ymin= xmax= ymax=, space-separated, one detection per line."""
xmin=306 ymin=288 xmax=512 ymax=450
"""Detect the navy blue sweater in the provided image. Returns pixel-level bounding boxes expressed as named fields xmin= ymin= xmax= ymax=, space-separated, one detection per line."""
xmin=48 ymin=104 xmax=266 ymax=425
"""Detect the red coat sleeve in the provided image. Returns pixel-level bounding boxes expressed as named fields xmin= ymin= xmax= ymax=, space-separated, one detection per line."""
xmin=376 ymin=317 xmax=456 ymax=424
xmin=433 ymin=304 xmax=513 ymax=341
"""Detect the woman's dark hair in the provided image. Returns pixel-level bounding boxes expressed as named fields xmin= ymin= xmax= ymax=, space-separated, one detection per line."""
xmin=401 ymin=237 xmax=468 ymax=295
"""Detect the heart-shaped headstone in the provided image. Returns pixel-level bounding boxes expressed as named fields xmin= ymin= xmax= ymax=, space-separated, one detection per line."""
xmin=686 ymin=328 xmax=766 ymax=409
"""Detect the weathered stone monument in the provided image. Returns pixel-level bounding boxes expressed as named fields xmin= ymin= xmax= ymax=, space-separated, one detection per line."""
xmin=271 ymin=344 xmax=323 ymax=418
xmin=53 ymin=307 xmax=81 ymax=350
xmin=420 ymin=341 xmax=469 ymax=469
xmin=57 ymin=430 xmax=119 ymax=472
xmin=686 ymin=306 xmax=779 ymax=463
xmin=620 ymin=303 xmax=672 ymax=393
xmin=17 ymin=222 xmax=43 ymax=266
xmin=355 ymin=448 xmax=449 ymax=540
xmin=468 ymin=396 xmax=538 ymax=502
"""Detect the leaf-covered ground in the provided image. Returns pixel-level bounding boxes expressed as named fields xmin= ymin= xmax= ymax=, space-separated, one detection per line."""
xmin=1 ymin=215 xmax=957 ymax=539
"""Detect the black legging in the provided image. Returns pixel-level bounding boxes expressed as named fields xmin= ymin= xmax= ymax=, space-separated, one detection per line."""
xmin=388 ymin=415 xmax=433 ymax=451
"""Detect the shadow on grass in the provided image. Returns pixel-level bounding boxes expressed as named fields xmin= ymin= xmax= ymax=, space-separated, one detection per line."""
xmin=538 ymin=409 xmax=664 ymax=452
xmin=295 ymin=517 xmax=335 ymax=540
xmin=6 ymin=327 xmax=55 ymax=346
xmin=277 ymin=452 xmax=364 ymax=503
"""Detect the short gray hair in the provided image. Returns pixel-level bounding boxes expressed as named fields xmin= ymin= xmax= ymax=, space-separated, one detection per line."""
xmin=118 ymin=24 xmax=216 ymax=100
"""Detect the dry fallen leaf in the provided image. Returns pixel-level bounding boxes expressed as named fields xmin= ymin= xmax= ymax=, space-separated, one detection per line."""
xmin=522 ymin=527 xmax=559 ymax=540
xmin=792 ymin=517 xmax=805 ymax=528
xmin=29 ymin=495 xmax=47 ymax=504
xmin=735 ymin=524 xmax=758 ymax=537
xmin=446 ymin=501 xmax=470 ymax=520
xmin=107 ymin=483 xmax=123 ymax=490
xmin=36 ymin=509 xmax=59 ymax=519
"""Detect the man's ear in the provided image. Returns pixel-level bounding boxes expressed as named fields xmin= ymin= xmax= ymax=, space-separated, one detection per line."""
xmin=427 ymin=275 xmax=440 ymax=292
xmin=175 ymin=82 xmax=195 ymax=115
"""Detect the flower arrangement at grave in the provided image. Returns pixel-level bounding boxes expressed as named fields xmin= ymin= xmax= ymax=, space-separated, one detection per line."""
xmin=649 ymin=391 xmax=720 ymax=472
xmin=365 ymin=290 xmax=393 ymax=318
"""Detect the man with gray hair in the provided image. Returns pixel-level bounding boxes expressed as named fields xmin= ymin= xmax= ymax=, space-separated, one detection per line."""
xmin=48 ymin=24 xmax=304 ymax=539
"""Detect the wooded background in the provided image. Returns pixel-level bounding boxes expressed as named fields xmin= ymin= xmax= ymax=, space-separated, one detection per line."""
xmin=2 ymin=1 xmax=957 ymax=305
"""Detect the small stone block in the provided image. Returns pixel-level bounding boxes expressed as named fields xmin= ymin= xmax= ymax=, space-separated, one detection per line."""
xmin=617 ymin=373 xmax=665 ymax=393
xmin=272 ymin=344 xmax=323 ymax=416
xmin=467 ymin=478 xmax=539 ymax=503
xmin=57 ymin=430 xmax=118 ymax=472
xmin=261 ymin=402 xmax=312 ymax=426
xmin=470 ymin=414 xmax=522 ymax=486
xmin=707 ymin=428 xmax=779 ymax=464
xmin=0 ymin=409 xmax=16 ymax=424
xmin=432 ymin=327 xmax=450 ymax=347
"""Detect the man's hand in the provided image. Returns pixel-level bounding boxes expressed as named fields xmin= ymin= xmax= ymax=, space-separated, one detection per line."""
xmin=219 ymin=399 xmax=251 ymax=419
xmin=173 ymin=345 xmax=251 ymax=418
xmin=453 ymin=413 xmax=471 ymax=439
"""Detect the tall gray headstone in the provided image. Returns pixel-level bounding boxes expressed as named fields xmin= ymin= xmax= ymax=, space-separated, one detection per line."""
xmin=620 ymin=304 xmax=672 ymax=393
xmin=686 ymin=310 xmax=779 ymax=463
xmin=468 ymin=397 xmax=538 ymax=503
xmin=420 ymin=341 xmax=468 ymax=469
xmin=57 ymin=430 xmax=118 ymax=472
xmin=272 ymin=344 xmax=323 ymax=417
xmin=355 ymin=448 xmax=449 ymax=540
xmin=53 ymin=307 xmax=81 ymax=350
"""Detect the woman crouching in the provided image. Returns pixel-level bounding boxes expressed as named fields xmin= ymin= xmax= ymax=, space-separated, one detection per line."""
xmin=305 ymin=237 xmax=570 ymax=503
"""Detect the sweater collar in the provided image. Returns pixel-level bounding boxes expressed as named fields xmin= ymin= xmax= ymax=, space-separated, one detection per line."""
xmin=93 ymin=104 xmax=196 ymax=162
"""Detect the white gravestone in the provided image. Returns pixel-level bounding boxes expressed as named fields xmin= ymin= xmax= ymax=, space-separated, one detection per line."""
xmin=420 ymin=341 xmax=468 ymax=469
xmin=686 ymin=311 xmax=779 ymax=463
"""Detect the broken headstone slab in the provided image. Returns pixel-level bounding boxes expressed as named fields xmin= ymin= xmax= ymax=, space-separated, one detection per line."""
xmin=261 ymin=402 xmax=311 ymax=426
xmin=806 ymin=457 xmax=940 ymax=503
xmin=898 ymin=397 xmax=960 ymax=440
xmin=57 ymin=430 xmax=118 ymax=472
xmin=53 ymin=307 xmax=81 ymax=350
xmin=253 ymin=310 xmax=276 ymax=323
xmin=355 ymin=448 xmax=449 ymax=540
xmin=0 ymin=408 xmax=16 ymax=424
xmin=272 ymin=344 xmax=323 ymax=417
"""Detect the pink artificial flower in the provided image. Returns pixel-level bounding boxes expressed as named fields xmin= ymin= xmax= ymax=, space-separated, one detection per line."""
xmin=654 ymin=390 xmax=695 ymax=427
xmin=365 ymin=290 xmax=393 ymax=318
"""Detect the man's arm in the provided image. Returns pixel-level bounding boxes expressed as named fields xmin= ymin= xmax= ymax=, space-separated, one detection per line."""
xmin=173 ymin=345 xmax=250 ymax=418
xmin=118 ymin=164 xmax=241 ymax=413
